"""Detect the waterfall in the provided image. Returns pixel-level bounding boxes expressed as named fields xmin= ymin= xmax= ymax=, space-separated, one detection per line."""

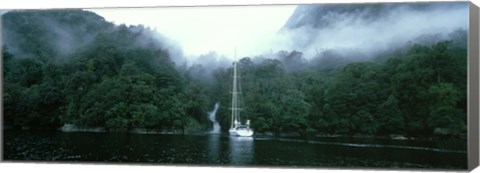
xmin=208 ymin=102 xmax=221 ymax=133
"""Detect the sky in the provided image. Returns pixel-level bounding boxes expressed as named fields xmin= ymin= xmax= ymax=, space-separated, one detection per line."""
xmin=89 ymin=5 xmax=297 ymax=59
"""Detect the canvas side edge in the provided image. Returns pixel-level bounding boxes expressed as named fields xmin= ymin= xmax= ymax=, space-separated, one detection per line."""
xmin=468 ymin=1 xmax=480 ymax=171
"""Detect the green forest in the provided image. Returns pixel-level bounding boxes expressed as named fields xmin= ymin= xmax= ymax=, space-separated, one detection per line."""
xmin=2 ymin=10 xmax=467 ymax=137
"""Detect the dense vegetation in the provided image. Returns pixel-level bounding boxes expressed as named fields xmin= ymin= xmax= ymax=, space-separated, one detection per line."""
xmin=2 ymin=10 xmax=467 ymax=137
xmin=214 ymin=41 xmax=467 ymax=136
xmin=2 ymin=10 xmax=210 ymax=132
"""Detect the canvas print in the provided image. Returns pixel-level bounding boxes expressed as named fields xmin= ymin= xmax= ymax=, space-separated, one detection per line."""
xmin=1 ymin=2 xmax=469 ymax=170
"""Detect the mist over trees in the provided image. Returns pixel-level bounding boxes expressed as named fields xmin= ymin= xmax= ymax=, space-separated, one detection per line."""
xmin=2 ymin=10 xmax=210 ymax=132
xmin=2 ymin=3 xmax=468 ymax=138
xmin=209 ymin=39 xmax=467 ymax=136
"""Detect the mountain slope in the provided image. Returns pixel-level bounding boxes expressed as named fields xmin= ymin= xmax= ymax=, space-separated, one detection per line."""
xmin=2 ymin=10 xmax=209 ymax=130
xmin=278 ymin=2 xmax=468 ymax=60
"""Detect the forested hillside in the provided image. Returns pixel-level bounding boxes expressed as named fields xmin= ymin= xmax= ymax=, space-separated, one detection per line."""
xmin=2 ymin=7 xmax=467 ymax=137
xmin=213 ymin=41 xmax=467 ymax=136
xmin=2 ymin=10 xmax=211 ymax=132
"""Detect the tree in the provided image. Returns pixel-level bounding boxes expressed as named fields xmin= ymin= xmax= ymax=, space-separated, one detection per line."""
xmin=377 ymin=95 xmax=404 ymax=134
xmin=427 ymin=83 xmax=465 ymax=134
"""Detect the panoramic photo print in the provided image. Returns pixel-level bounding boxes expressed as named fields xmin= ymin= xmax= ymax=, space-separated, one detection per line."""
xmin=1 ymin=2 xmax=469 ymax=170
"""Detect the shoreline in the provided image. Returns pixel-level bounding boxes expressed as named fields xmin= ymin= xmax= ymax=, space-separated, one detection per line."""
xmin=4 ymin=125 xmax=466 ymax=141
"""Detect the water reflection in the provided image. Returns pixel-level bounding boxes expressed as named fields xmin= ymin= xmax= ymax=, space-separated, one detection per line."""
xmin=3 ymin=131 xmax=467 ymax=169
xmin=207 ymin=134 xmax=221 ymax=163
xmin=229 ymin=136 xmax=254 ymax=165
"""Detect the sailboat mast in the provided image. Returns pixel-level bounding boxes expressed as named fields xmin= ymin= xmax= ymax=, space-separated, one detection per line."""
xmin=230 ymin=49 xmax=238 ymax=129
xmin=231 ymin=62 xmax=235 ymax=129
xmin=234 ymin=48 xmax=237 ymax=127
xmin=234 ymin=62 xmax=238 ymax=125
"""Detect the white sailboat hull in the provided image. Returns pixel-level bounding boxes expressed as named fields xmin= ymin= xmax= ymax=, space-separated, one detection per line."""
xmin=229 ymin=128 xmax=254 ymax=137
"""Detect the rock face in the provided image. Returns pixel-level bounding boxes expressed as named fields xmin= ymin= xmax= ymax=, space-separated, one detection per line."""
xmin=283 ymin=3 xmax=391 ymax=30
xmin=277 ymin=2 xmax=468 ymax=68
xmin=282 ymin=2 xmax=465 ymax=31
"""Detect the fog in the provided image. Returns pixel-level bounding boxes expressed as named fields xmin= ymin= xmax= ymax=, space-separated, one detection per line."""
xmin=184 ymin=51 xmax=231 ymax=83
xmin=89 ymin=5 xmax=297 ymax=59
xmin=89 ymin=2 xmax=468 ymax=72
xmin=2 ymin=3 xmax=468 ymax=76
xmin=2 ymin=10 xmax=105 ymax=59
xmin=276 ymin=2 xmax=469 ymax=59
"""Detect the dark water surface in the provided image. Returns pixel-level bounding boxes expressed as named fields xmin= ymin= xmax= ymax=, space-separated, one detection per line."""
xmin=3 ymin=131 xmax=467 ymax=170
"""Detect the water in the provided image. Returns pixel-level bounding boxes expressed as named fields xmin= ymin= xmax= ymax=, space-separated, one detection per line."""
xmin=208 ymin=103 xmax=221 ymax=133
xmin=3 ymin=131 xmax=467 ymax=170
